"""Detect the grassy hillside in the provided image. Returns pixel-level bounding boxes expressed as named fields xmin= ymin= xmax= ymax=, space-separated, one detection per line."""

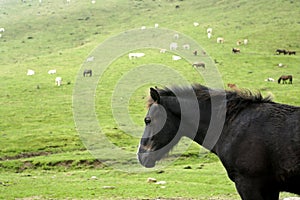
xmin=0 ymin=0 xmax=299 ymax=199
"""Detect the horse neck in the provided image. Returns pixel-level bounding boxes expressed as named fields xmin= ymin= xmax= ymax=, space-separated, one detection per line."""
xmin=162 ymin=96 xmax=213 ymax=147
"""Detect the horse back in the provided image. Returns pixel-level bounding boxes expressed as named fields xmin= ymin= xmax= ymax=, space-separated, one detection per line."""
xmin=216 ymin=103 xmax=300 ymax=190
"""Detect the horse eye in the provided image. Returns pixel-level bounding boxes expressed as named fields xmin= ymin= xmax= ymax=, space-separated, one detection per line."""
xmin=144 ymin=117 xmax=151 ymax=125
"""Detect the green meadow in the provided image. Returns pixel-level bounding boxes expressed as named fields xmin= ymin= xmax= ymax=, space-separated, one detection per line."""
xmin=0 ymin=0 xmax=299 ymax=199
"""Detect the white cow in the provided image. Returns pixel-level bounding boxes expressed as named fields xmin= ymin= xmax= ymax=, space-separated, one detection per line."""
xmin=217 ymin=37 xmax=224 ymax=43
xmin=128 ymin=53 xmax=145 ymax=59
xmin=264 ymin=78 xmax=275 ymax=82
xmin=207 ymin=27 xmax=212 ymax=34
xmin=172 ymin=55 xmax=181 ymax=61
xmin=182 ymin=44 xmax=190 ymax=50
xmin=173 ymin=33 xmax=179 ymax=40
xmin=48 ymin=69 xmax=56 ymax=74
xmin=91 ymin=0 xmax=96 ymax=4
xmin=0 ymin=28 xmax=5 ymax=32
xmin=243 ymin=39 xmax=248 ymax=45
xmin=141 ymin=26 xmax=146 ymax=30
xmin=207 ymin=32 xmax=212 ymax=39
xmin=193 ymin=22 xmax=199 ymax=27
xmin=27 ymin=69 xmax=35 ymax=76
xmin=169 ymin=42 xmax=178 ymax=50
xmin=55 ymin=77 xmax=62 ymax=86
xmin=160 ymin=49 xmax=166 ymax=53
xmin=154 ymin=23 xmax=159 ymax=28
xmin=86 ymin=56 xmax=94 ymax=62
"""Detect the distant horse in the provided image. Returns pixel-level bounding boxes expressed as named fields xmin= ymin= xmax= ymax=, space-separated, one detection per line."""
xmin=232 ymin=48 xmax=240 ymax=53
xmin=276 ymin=49 xmax=287 ymax=55
xmin=288 ymin=51 xmax=296 ymax=55
xmin=138 ymin=84 xmax=300 ymax=199
xmin=192 ymin=62 xmax=205 ymax=68
xmin=83 ymin=69 xmax=92 ymax=77
xmin=278 ymin=75 xmax=292 ymax=84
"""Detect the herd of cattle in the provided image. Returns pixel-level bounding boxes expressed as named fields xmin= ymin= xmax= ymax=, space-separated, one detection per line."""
xmin=21 ymin=22 xmax=297 ymax=88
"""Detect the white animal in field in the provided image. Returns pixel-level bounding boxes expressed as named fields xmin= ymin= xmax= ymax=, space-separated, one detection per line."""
xmin=169 ymin=42 xmax=178 ymax=50
xmin=172 ymin=55 xmax=181 ymax=61
xmin=0 ymin=28 xmax=5 ymax=32
xmin=207 ymin=32 xmax=212 ymax=39
xmin=154 ymin=23 xmax=159 ymax=28
xmin=55 ymin=77 xmax=62 ymax=86
xmin=67 ymin=0 xmax=70 ymax=3
xmin=128 ymin=53 xmax=145 ymax=59
xmin=91 ymin=0 xmax=96 ymax=4
xmin=193 ymin=22 xmax=199 ymax=27
xmin=182 ymin=44 xmax=190 ymax=50
xmin=27 ymin=69 xmax=35 ymax=76
xmin=0 ymin=34 xmax=2 ymax=38
xmin=243 ymin=39 xmax=248 ymax=45
xmin=217 ymin=37 xmax=224 ymax=43
xmin=160 ymin=49 xmax=166 ymax=53
xmin=207 ymin=27 xmax=212 ymax=33
xmin=141 ymin=26 xmax=146 ymax=30
xmin=264 ymin=78 xmax=275 ymax=82
xmin=86 ymin=56 xmax=94 ymax=62
xmin=48 ymin=69 xmax=56 ymax=74
xmin=173 ymin=33 xmax=179 ymax=40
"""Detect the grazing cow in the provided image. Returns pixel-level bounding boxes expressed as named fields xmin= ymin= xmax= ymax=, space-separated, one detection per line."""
xmin=217 ymin=37 xmax=224 ymax=43
xmin=91 ymin=0 xmax=96 ymax=4
xmin=193 ymin=50 xmax=198 ymax=56
xmin=192 ymin=62 xmax=205 ymax=68
xmin=169 ymin=42 xmax=178 ymax=50
xmin=207 ymin=32 xmax=212 ymax=39
xmin=128 ymin=53 xmax=145 ymax=59
xmin=193 ymin=22 xmax=199 ymax=27
xmin=55 ymin=77 xmax=62 ymax=86
xmin=83 ymin=69 xmax=92 ymax=77
xmin=207 ymin=27 xmax=212 ymax=33
xmin=0 ymin=28 xmax=5 ymax=32
xmin=182 ymin=44 xmax=190 ymax=50
xmin=154 ymin=23 xmax=159 ymax=28
xmin=175 ymin=5 xmax=180 ymax=9
xmin=27 ymin=69 xmax=35 ymax=76
xmin=48 ymin=69 xmax=56 ymax=74
xmin=173 ymin=33 xmax=179 ymax=40
xmin=243 ymin=39 xmax=248 ymax=45
xmin=160 ymin=49 xmax=166 ymax=53
xmin=172 ymin=55 xmax=181 ymax=61
xmin=141 ymin=26 xmax=146 ymax=30
xmin=236 ymin=40 xmax=242 ymax=45
xmin=265 ymin=78 xmax=275 ymax=82
xmin=232 ymin=48 xmax=240 ymax=53
xmin=86 ymin=56 xmax=94 ymax=62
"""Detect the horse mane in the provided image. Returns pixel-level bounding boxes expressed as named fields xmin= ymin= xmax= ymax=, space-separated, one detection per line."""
xmin=148 ymin=84 xmax=273 ymax=120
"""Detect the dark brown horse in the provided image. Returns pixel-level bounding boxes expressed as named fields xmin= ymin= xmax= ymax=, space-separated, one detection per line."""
xmin=83 ymin=69 xmax=92 ymax=77
xmin=278 ymin=75 xmax=292 ymax=84
xmin=137 ymin=84 xmax=300 ymax=200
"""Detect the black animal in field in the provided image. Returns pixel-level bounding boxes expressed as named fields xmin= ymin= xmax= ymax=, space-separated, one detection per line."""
xmin=138 ymin=84 xmax=300 ymax=200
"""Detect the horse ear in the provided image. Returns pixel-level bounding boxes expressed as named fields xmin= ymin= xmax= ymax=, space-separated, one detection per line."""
xmin=150 ymin=87 xmax=160 ymax=103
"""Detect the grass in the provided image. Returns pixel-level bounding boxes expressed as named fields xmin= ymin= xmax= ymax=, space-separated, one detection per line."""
xmin=0 ymin=0 xmax=300 ymax=199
